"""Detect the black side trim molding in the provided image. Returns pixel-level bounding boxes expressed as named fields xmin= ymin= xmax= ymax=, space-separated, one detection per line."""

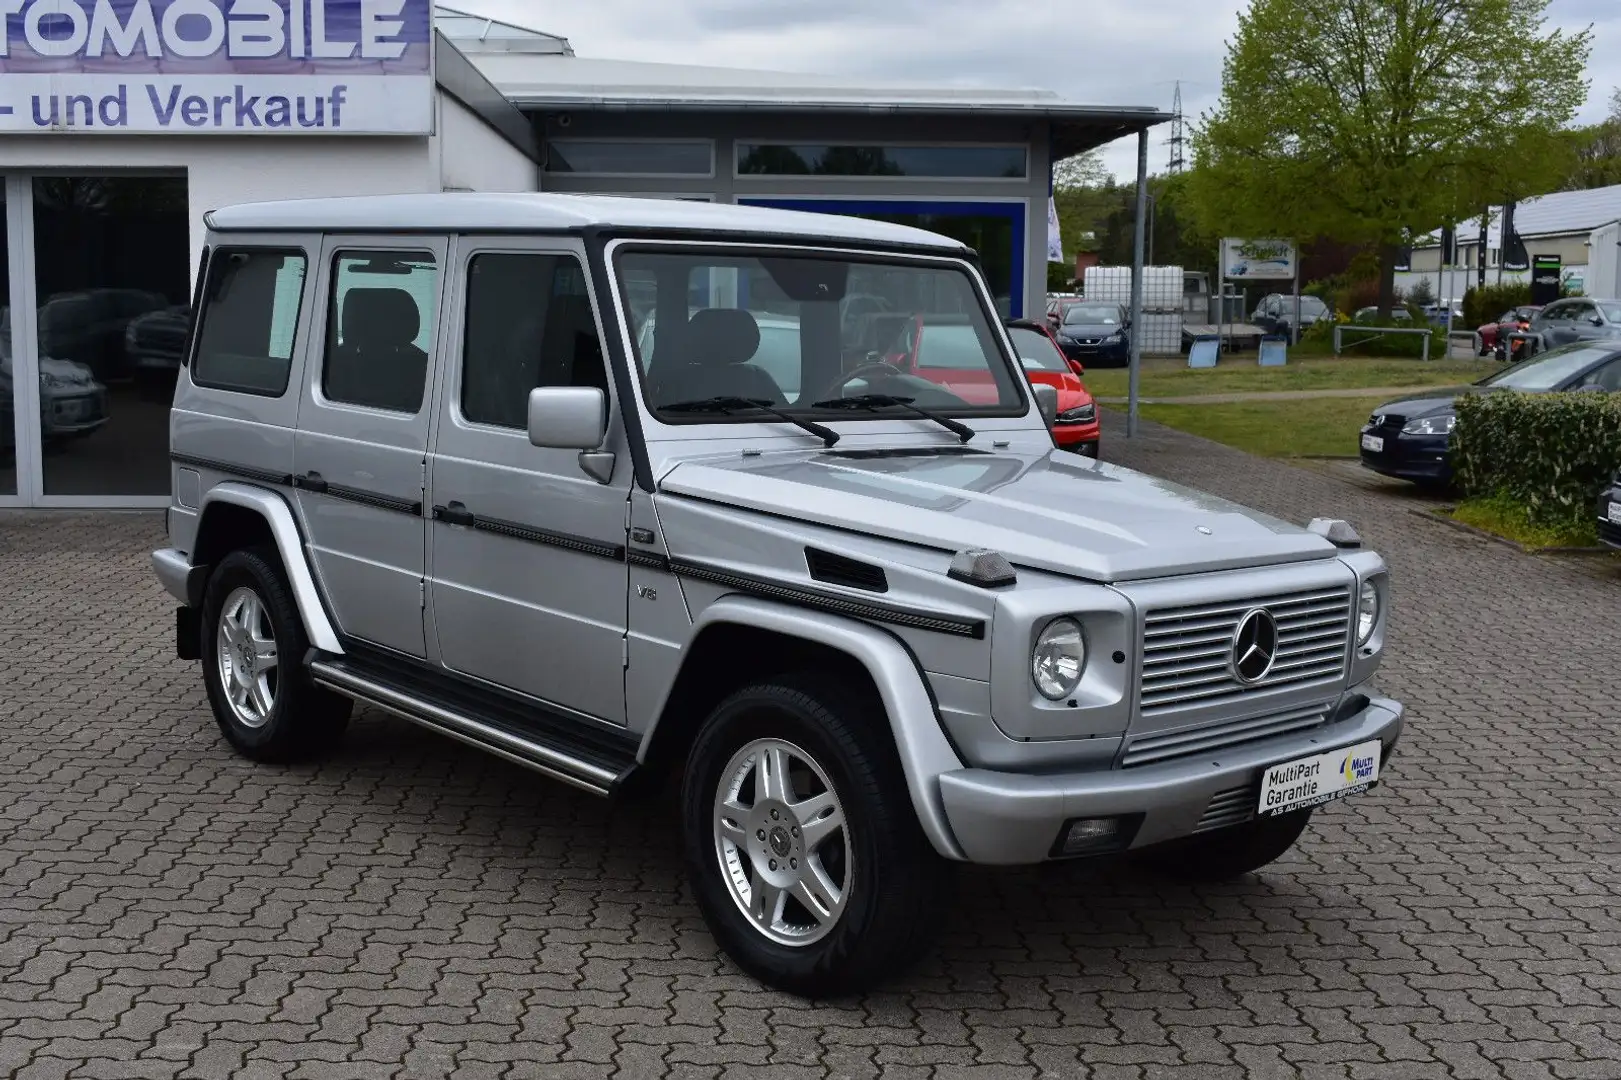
xmin=432 ymin=505 xmax=626 ymax=562
xmin=295 ymin=473 xmax=422 ymax=517
xmin=670 ymin=557 xmax=985 ymax=639
xmin=171 ymin=453 xmax=293 ymax=488
xmin=627 ymin=549 xmax=672 ymax=571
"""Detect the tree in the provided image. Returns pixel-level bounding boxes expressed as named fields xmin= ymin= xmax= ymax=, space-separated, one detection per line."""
xmin=1052 ymin=150 xmax=1108 ymax=192
xmin=1187 ymin=0 xmax=1591 ymax=315
xmin=1563 ymin=87 xmax=1621 ymax=191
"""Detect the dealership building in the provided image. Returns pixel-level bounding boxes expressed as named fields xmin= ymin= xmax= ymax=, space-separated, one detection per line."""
xmin=0 ymin=1 xmax=1166 ymax=508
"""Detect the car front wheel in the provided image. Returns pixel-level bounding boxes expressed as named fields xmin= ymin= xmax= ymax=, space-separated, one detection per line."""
xmin=681 ymin=677 xmax=948 ymax=997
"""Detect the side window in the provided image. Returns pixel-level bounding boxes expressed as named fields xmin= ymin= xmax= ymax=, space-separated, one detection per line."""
xmin=1544 ymin=302 xmax=1573 ymax=324
xmin=322 ymin=250 xmax=439 ymax=413
xmin=460 ymin=253 xmax=607 ymax=430
xmin=1589 ymin=359 xmax=1621 ymax=392
xmin=191 ymin=249 xmax=307 ymax=396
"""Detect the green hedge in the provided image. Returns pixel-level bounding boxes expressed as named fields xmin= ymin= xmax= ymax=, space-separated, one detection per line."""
xmin=1461 ymin=283 xmax=1533 ymax=330
xmin=1453 ymin=391 xmax=1621 ymax=528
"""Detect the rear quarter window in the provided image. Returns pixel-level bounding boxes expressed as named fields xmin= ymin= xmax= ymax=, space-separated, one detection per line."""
xmin=190 ymin=249 xmax=308 ymax=396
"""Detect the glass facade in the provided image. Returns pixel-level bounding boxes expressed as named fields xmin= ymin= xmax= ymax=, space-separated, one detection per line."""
xmin=738 ymin=199 xmax=1024 ymax=318
xmin=546 ymin=140 xmax=713 ymax=176
xmin=737 ymin=144 xmax=1027 ymax=179
xmin=32 ymin=176 xmax=191 ymax=498
xmin=1 ymin=183 xmax=13 ymax=497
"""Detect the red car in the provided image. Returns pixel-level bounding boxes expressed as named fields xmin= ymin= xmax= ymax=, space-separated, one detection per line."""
xmin=1477 ymin=305 xmax=1541 ymax=359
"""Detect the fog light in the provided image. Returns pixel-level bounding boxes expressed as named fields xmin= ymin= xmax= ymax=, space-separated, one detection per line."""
xmin=1058 ymin=817 xmax=1120 ymax=854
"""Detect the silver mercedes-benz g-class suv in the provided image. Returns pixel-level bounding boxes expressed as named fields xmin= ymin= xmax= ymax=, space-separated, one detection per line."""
xmin=153 ymin=194 xmax=1403 ymax=997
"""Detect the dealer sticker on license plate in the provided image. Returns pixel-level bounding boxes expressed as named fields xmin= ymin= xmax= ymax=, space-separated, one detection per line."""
xmin=1258 ymin=739 xmax=1382 ymax=817
xmin=1608 ymin=501 xmax=1621 ymax=526
xmin=1360 ymin=434 xmax=1383 ymax=453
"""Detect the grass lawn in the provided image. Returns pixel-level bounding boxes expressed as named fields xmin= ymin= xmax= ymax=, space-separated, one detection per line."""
xmin=1447 ymin=494 xmax=1602 ymax=549
xmin=1083 ymin=355 xmax=1492 ymax=400
xmin=1128 ymin=395 xmax=1392 ymax=459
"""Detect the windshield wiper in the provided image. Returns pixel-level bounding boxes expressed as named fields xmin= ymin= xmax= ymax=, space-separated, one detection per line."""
xmin=660 ymin=396 xmax=840 ymax=447
xmin=810 ymin=394 xmax=975 ymax=444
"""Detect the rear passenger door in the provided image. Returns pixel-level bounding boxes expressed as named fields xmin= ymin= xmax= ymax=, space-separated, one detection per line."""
xmin=292 ymin=236 xmax=449 ymax=658
xmin=426 ymin=240 xmax=630 ymax=724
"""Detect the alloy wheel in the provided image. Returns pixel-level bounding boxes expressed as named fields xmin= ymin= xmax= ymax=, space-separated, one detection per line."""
xmin=215 ymin=586 xmax=279 ymax=729
xmin=712 ymin=737 xmax=851 ymax=947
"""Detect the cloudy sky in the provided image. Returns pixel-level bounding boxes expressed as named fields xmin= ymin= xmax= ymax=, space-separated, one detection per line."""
xmin=454 ymin=0 xmax=1620 ymax=181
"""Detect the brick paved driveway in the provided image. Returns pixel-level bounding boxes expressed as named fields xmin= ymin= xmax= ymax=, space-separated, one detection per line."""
xmin=3 ymin=418 xmax=1620 ymax=1080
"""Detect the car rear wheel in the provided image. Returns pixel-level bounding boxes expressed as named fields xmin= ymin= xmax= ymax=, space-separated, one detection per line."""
xmin=200 ymin=547 xmax=351 ymax=762
xmin=681 ymin=675 xmax=949 ymax=997
xmin=1133 ymin=809 xmax=1313 ymax=882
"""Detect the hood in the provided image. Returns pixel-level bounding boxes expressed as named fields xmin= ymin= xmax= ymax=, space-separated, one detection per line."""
xmin=1057 ymin=323 xmax=1122 ymax=338
xmin=1025 ymin=368 xmax=1092 ymax=407
xmin=1374 ymin=385 xmax=1491 ymax=417
xmin=659 ymin=445 xmax=1337 ymax=583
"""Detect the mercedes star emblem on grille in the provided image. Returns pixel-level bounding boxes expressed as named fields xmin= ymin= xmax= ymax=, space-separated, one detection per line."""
xmin=1230 ymin=608 xmax=1280 ymax=684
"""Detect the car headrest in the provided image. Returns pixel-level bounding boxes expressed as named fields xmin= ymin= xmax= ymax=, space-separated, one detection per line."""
xmin=683 ymin=308 xmax=761 ymax=366
xmin=343 ymin=288 xmax=421 ymax=349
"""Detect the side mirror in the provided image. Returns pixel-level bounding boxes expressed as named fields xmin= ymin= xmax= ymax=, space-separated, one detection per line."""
xmin=1066 ymin=358 xmax=1086 ymax=376
xmin=1033 ymin=383 xmax=1059 ymax=426
xmin=1590 ymin=316 xmax=1605 ymax=327
xmin=527 ymin=386 xmax=607 ymax=450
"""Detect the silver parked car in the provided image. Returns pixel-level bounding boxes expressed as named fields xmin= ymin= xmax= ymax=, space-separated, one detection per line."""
xmin=152 ymin=194 xmax=1404 ymax=997
xmin=1528 ymin=296 xmax=1621 ymax=350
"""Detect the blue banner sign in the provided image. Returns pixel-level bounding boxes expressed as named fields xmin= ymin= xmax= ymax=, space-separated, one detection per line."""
xmin=0 ymin=0 xmax=434 ymax=134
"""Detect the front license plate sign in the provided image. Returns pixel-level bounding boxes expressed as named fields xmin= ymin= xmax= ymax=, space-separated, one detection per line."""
xmin=1360 ymin=434 xmax=1383 ymax=452
xmin=1608 ymin=500 xmax=1621 ymax=526
xmin=1258 ymin=739 xmax=1382 ymax=816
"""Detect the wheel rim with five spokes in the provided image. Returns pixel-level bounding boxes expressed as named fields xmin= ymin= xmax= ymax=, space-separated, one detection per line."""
xmin=713 ymin=737 xmax=851 ymax=947
xmin=216 ymin=586 xmax=279 ymax=729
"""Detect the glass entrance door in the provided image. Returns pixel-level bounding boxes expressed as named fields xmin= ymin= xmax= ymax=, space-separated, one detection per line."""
xmin=2 ymin=173 xmax=189 ymax=507
xmin=1 ymin=180 xmax=16 ymax=501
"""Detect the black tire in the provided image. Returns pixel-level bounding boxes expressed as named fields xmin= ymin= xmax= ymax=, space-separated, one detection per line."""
xmin=1133 ymin=809 xmax=1312 ymax=883
xmin=681 ymin=675 xmax=950 ymax=998
xmin=199 ymin=546 xmax=351 ymax=763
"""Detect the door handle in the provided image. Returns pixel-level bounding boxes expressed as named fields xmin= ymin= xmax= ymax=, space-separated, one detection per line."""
xmin=434 ymin=501 xmax=475 ymax=527
xmin=298 ymin=471 xmax=329 ymax=494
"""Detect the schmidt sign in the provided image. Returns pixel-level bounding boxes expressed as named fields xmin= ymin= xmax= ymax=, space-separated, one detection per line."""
xmin=0 ymin=0 xmax=433 ymax=134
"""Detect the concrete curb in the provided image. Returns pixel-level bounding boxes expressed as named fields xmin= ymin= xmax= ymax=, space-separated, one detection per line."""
xmin=1410 ymin=506 xmax=1613 ymax=557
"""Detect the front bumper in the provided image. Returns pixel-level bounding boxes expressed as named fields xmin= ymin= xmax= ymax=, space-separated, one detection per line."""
xmin=1599 ymin=486 xmax=1621 ymax=549
xmin=936 ymin=693 xmax=1404 ymax=864
xmin=1058 ymin=338 xmax=1130 ymax=365
xmin=1359 ymin=428 xmax=1450 ymax=483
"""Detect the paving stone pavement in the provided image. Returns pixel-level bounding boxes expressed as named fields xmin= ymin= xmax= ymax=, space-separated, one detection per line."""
xmin=3 ymin=416 xmax=1620 ymax=1080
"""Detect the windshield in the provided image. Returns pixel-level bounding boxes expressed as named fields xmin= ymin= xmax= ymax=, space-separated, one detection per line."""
xmin=1006 ymin=326 xmax=1069 ymax=372
xmin=618 ymin=249 xmax=1025 ymax=418
xmin=1479 ymin=343 xmax=1616 ymax=391
xmin=1062 ymin=304 xmax=1119 ymax=325
xmin=1601 ymin=303 xmax=1621 ymax=322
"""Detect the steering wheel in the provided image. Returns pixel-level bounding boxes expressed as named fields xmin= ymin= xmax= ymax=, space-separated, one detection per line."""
xmin=818 ymin=360 xmax=907 ymax=401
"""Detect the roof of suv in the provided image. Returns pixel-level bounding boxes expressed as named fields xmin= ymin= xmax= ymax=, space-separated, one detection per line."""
xmin=204 ymin=193 xmax=972 ymax=253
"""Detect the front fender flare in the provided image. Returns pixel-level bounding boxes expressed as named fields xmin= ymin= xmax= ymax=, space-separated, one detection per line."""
xmin=663 ymin=595 xmax=968 ymax=861
xmin=198 ymin=483 xmax=343 ymax=655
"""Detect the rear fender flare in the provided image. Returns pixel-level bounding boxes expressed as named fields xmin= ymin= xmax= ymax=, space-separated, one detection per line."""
xmin=197 ymin=483 xmax=343 ymax=655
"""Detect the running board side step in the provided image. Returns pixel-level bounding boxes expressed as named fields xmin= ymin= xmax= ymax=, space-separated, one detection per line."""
xmin=309 ymin=656 xmax=639 ymax=797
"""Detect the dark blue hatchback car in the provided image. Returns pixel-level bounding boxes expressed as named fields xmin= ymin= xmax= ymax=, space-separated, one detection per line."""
xmin=1051 ymin=301 xmax=1131 ymax=367
xmin=1359 ymin=342 xmax=1621 ymax=487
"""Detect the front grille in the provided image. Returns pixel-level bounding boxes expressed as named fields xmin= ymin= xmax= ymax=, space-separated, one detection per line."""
xmin=1140 ymin=587 xmax=1352 ymax=715
xmin=1120 ymin=702 xmax=1330 ymax=768
xmin=1194 ymin=783 xmax=1259 ymax=833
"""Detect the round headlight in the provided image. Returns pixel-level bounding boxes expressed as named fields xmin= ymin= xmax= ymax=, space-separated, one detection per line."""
xmin=1032 ymin=618 xmax=1086 ymax=700
xmin=1357 ymin=580 xmax=1380 ymax=645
